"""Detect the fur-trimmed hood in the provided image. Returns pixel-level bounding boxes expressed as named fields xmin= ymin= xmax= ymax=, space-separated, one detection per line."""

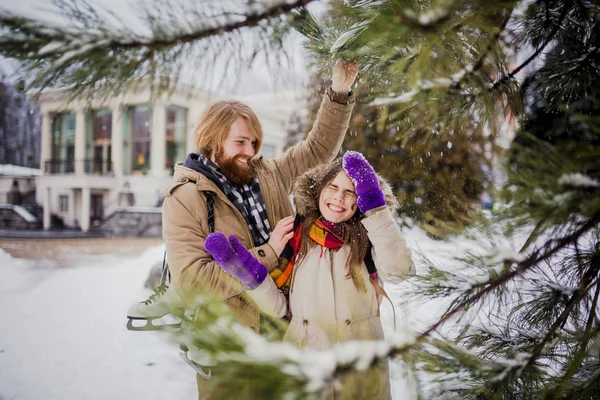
xmin=292 ymin=164 xmax=398 ymax=218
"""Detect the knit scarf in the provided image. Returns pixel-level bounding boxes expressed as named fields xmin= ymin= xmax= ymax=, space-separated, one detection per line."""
xmin=269 ymin=216 xmax=345 ymax=292
xmin=309 ymin=218 xmax=346 ymax=249
xmin=183 ymin=152 xmax=271 ymax=246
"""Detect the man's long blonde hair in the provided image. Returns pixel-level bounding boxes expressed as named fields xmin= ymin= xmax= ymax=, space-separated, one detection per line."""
xmin=194 ymin=100 xmax=263 ymax=158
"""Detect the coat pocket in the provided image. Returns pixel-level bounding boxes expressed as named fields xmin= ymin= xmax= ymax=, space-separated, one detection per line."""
xmin=347 ymin=316 xmax=385 ymax=341
xmin=301 ymin=319 xmax=309 ymax=347
xmin=227 ymin=294 xmax=258 ymax=331
xmin=283 ymin=318 xmax=308 ymax=347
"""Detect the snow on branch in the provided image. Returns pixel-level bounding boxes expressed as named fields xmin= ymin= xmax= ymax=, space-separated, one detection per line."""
xmin=415 ymin=245 xmax=526 ymax=296
xmin=558 ymin=173 xmax=600 ymax=189
xmin=487 ymin=352 xmax=531 ymax=382
xmin=546 ymin=283 xmax=578 ymax=296
xmin=418 ymin=339 xmax=533 ymax=396
xmin=370 ymin=67 xmax=474 ymax=106
xmin=484 ymin=247 xmax=526 ymax=265
xmin=400 ymin=3 xmax=453 ymax=28
xmin=330 ymin=19 xmax=371 ymax=53
xmin=221 ymin=323 xmax=415 ymax=393
xmin=174 ymin=294 xmax=418 ymax=397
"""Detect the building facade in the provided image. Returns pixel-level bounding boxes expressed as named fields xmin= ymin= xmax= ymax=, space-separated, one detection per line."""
xmin=37 ymin=84 xmax=296 ymax=232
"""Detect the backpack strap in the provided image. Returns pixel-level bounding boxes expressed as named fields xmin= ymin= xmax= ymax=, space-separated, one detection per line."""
xmin=159 ymin=249 xmax=169 ymax=285
xmin=364 ymin=243 xmax=377 ymax=275
xmin=203 ymin=191 xmax=215 ymax=234
xmin=161 ymin=191 xmax=215 ymax=285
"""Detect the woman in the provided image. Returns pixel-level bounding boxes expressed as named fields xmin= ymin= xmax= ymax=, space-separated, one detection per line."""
xmin=204 ymin=150 xmax=415 ymax=399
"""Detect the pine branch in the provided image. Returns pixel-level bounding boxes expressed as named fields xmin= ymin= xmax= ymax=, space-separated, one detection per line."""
xmin=471 ymin=9 xmax=513 ymax=73
xmin=550 ymin=248 xmax=600 ymax=397
xmin=394 ymin=4 xmax=455 ymax=31
xmin=419 ymin=211 xmax=600 ymax=340
xmin=370 ymin=3 xmax=519 ymax=108
xmin=491 ymin=0 xmax=573 ymax=89
xmin=492 ymin=270 xmax=600 ymax=390
xmin=88 ymin=0 xmax=316 ymax=52
xmin=0 ymin=0 xmax=315 ymax=96
xmin=2 ymin=0 xmax=315 ymax=56
xmin=427 ymin=234 xmax=600 ymax=397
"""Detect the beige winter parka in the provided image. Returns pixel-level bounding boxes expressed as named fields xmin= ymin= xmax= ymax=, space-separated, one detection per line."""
xmin=161 ymin=90 xmax=355 ymax=332
xmin=247 ymin=167 xmax=416 ymax=400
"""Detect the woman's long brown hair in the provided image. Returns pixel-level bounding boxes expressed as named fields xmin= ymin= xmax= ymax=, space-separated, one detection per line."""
xmin=294 ymin=158 xmax=370 ymax=292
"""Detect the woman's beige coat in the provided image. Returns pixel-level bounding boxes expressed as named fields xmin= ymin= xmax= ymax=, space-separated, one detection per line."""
xmin=248 ymin=170 xmax=416 ymax=399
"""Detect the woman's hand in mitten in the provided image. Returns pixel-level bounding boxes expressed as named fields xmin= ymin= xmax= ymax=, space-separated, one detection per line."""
xmin=342 ymin=150 xmax=385 ymax=213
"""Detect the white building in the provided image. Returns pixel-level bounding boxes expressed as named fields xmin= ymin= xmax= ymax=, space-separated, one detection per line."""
xmin=37 ymin=84 xmax=302 ymax=232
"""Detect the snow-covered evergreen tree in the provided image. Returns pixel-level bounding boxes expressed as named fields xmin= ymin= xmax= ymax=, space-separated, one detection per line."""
xmin=2 ymin=0 xmax=598 ymax=398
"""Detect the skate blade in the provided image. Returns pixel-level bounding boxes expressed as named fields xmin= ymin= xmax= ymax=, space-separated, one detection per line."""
xmin=126 ymin=316 xmax=182 ymax=331
xmin=179 ymin=352 xmax=212 ymax=379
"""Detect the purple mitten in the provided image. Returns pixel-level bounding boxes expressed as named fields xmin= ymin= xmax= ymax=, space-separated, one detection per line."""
xmin=342 ymin=151 xmax=386 ymax=213
xmin=228 ymin=235 xmax=268 ymax=290
xmin=204 ymin=232 xmax=235 ymax=266
xmin=204 ymin=232 xmax=267 ymax=290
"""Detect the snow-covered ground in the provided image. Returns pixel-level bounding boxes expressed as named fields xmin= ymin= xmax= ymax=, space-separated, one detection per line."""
xmin=0 ymin=226 xmax=520 ymax=400
xmin=0 ymin=242 xmax=197 ymax=400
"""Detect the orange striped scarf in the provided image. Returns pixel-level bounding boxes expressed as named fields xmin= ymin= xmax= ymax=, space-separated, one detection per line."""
xmin=269 ymin=217 xmax=345 ymax=290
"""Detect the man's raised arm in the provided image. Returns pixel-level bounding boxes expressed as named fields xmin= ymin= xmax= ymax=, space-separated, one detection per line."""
xmin=270 ymin=60 xmax=359 ymax=193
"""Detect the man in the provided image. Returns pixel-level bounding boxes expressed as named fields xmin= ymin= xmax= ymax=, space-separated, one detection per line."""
xmin=161 ymin=61 xmax=358 ymax=397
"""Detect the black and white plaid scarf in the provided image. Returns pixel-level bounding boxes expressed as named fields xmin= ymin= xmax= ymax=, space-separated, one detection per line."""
xmin=183 ymin=153 xmax=271 ymax=246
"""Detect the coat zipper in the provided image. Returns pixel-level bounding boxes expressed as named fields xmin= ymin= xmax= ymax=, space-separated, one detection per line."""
xmin=255 ymin=168 xmax=277 ymax=231
xmin=329 ymin=250 xmax=340 ymax=338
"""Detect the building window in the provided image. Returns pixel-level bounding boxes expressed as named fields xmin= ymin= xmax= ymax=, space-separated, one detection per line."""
xmin=51 ymin=113 xmax=76 ymax=173
xmin=123 ymin=105 xmax=152 ymax=175
xmin=59 ymin=195 xmax=69 ymax=212
xmin=260 ymin=143 xmax=276 ymax=158
xmin=86 ymin=109 xmax=112 ymax=174
xmin=166 ymin=105 xmax=187 ymax=173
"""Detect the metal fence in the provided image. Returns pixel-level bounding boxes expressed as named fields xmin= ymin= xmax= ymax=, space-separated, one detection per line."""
xmin=44 ymin=159 xmax=113 ymax=175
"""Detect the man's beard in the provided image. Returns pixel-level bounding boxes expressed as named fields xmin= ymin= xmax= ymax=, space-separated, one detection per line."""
xmin=215 ymin=152 xmax=254 ymax=186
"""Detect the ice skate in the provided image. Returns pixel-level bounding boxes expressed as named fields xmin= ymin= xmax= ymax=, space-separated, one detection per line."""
xmin=126 ymin=283 xmax=184 ymax=331
xmin=179 ymin=345 xmax=215 ymax=379
xmin=177 ymin=315 xmax=217 ymax=379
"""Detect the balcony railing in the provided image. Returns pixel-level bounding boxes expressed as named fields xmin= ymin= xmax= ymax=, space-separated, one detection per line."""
xmin=45 ymin=159 xmax=75 ymax=174
xmin=44 ymin=159 xmax=113 ymax=176
xmin=84 ymin=158 xmax=113 ymax=175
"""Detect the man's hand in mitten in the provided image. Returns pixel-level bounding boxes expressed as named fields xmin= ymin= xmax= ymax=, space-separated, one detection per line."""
xmin=204 ymin=232 xmax=267 ymax=290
